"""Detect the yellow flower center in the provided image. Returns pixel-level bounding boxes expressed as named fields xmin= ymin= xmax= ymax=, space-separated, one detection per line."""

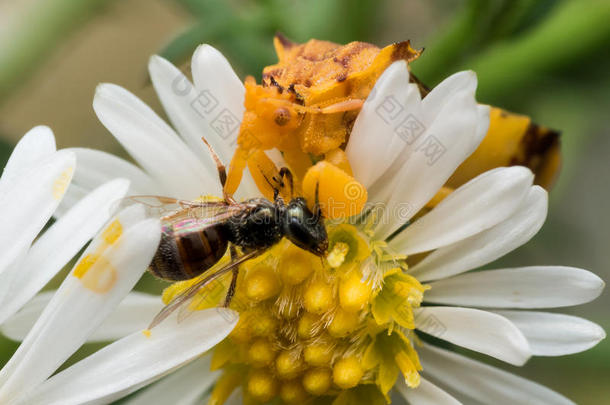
xmin=163 ymin=222 xmax=429 ymax=404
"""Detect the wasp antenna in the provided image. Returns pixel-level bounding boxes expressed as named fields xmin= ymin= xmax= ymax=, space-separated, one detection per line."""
xmin=202 ymin=136 xmax=236 ymax=204
xmin=201 ymin=137 xmax=227 ymax=187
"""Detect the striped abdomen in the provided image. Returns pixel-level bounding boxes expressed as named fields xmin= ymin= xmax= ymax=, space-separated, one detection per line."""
xmin=149 ymin=221 xmax=228 ymax=281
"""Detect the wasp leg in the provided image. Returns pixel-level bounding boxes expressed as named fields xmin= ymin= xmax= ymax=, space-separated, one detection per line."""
xmin=259 ymin=169 xmax=283 ymax=202
xmin=264 ymin=167 xmax=293 ymax=202
xmin=313 ymin=180 xmax=322 ymax=218
xmin=319 ymin=99 xmax=364 ymax=114
xmin=201 ymin=136 xmax=236 ymax=204
xmin=223 ymin=245 xmax=239 ymax=308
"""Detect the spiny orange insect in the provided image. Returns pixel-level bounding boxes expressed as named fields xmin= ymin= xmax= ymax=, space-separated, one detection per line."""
xmin=224 ymin=34 xmax=560 ymax=218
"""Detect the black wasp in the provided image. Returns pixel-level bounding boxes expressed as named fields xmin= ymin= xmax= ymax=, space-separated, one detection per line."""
xmin=129 ymin=137 xmax=328 ymax=328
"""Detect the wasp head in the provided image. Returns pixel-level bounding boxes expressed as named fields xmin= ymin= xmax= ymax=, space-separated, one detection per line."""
xmin=282 ymin=197 xmax=328 ymax=257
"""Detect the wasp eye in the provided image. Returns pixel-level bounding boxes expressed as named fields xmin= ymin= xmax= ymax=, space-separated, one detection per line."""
xmin=274 ymin=107 xmax=291 ymax=126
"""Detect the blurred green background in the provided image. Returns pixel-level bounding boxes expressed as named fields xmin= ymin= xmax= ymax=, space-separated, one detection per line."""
xmin=0 ymin=0 xmax=609 ymax=403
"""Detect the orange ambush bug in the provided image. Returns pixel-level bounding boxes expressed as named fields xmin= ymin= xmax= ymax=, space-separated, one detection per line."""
xmin=224 ymin=35 xmax=423 ymax=218
xmin=224 ymin=34 xmax=560 ymax=219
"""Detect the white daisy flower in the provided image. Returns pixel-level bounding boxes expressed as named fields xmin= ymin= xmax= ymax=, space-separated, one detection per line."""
xmin=0 ymin=43 xmax=605 ymax=405
xmin=0 ymin=127 xmax=236 ymax=404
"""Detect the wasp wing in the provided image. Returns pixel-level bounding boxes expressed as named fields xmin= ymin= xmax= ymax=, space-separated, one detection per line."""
xmin=121 ymin=195 xmax=256 ymax=236
xmin=147 ymin=249 xmax=261 ymax=329
xmin=125 ymin=195 xmax=253 ymax=219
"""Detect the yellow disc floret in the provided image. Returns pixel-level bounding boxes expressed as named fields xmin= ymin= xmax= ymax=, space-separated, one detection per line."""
xmin=279 ymin=244 xmax=316 ymax=285
xmin=333 ymin=356 xmax=365 ymax=389
xmin=304 ymin=341 xmax=334 ymax=366
xmin=247 ymin=338 xmax=275 ymax=367
xmin=276 ymin=351 xmax=303 ymax=379
xmin=250 ymin=312 xmax=277 ymax=337
xmin=247 ymin=370 xmax=277 ymax=402
xmin=297 ymin=312 xmax=319 ymax=339
xmin=280 ymin=380 xmax=309 ymax=403
xmin=303 ymin=280 xmax=334 ymax=314
xmin=328 ymin=308 xmax=361 ymax=337
xmin=302 ymin=368 xmax=332 ymax=395
xmin=244 ymin=264 xmax=281 ymax=301
xmin=339 ymin=271 xmax=372 ymax=312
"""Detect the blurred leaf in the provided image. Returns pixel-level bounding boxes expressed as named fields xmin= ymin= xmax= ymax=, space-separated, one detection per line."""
xmin=278 ymin=0 xmax=378 ymax=43
xmin=159 ymin=21 xmax=225 ymax=68
xmin=410 ymin=0 xmax=496 ymax=85
xmin=162 ymin=0 xmax=272 ymax=74
xmin=487 ymin=0 xmax=558 ymax=40
xmin=277 ymin=0 xmax=345 ymax=41
xmin=0 ymin=0 xmax=116 ymax=103
xmin=411 ymin=0 xmax=563 ymax=85
xmin=0 ymin=336 xmax=18 ymax=368
xmin=0 ymin=137 xmax=12 ymax=167
xmin=467 ymin=0 xmax=610 ymax=102
xmin=163 ymin=0 xmax=380 ymax=76
xmin=175 ymin=0 xmax=232 ymax=16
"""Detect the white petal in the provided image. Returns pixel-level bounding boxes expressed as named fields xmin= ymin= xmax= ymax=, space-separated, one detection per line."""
xmin=67 ymin=148 xmax=158 ymax=194
xmin=419 ymin=343 xmax=576 ymax=405
xmin=265 ymin=148 xmax=287 ymax=168
xmin=191 ymin=44 xmax=245 ymax=163
xmin=188 ymin=45 xmax=262 ymax=199
xmin=366 ymin=72 xmax=480 ymax=211
xmin=396 ymin=376 xmax=462 ymax=405
xmin=87 ymin=292 xmax=163 ymax=342
xmin=93 ymin=83 xmax=219 ymax=199
xmin=54 ymin=182 xmax=89 ymax=218
xmin=492 ymin=310 xmax=606 ymax=356
xmin=0 ymin=179 xmax=130 ymax=325
xmin=346 ymin=61 xmax=422 ymax=188
xmin=123 ymin=355 xmax=218 ymax=405
xmin=224 ymin=389 xmax=244 ymax=405
xmin=148 ymin=55 xmax=219 ymax=173
xmin=474 ymin=104 xmax=491 ymax=143
xmin=1 ymin=291 xmax=163 ymax=342
xmin=0 ymin=126 xmax=56 ymax=191
xmin=414 ymin=307 xmax=531 ymax=366
xmin=238 ymin=167 xmax=263 ymax=200
xmin=410 ymin=186 xmax=547 ymax=282
xmin=424 ymin=266 xmax=604 ymax=308
xmin=0 ymin=216 xmax=161 ymax=401
xmin=421 ymin=71 xmax=477 ymax=124
xmin=56 ymin=148 xmax=158 ymax=217
xmin=0 ymin=150 xmax=75 ymax=276
xmin=0 ymin=252 xmax=28 ymax=311
xmin=373 ymin=88 xmax=483 ymax=239
xmin=18 ymin=308 xmax=236 ymax=405
xmin=390 ymin=166 xmax=533 ymax=255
